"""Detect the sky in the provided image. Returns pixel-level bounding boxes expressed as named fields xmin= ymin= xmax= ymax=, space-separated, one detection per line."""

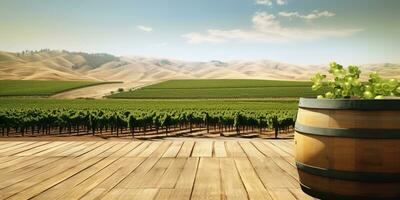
xmin=0 ymin=0 xmax=399 ymax=65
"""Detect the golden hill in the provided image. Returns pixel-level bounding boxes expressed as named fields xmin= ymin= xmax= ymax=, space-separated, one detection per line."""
xmin=1 ymin=50 xmax=399 ymax=82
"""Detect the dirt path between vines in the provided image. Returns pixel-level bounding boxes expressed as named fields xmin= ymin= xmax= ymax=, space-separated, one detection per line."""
xmin=51 ymin=80 xmax=158 ymax=99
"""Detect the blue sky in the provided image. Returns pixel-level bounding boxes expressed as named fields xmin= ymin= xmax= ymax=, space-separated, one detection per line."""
xmin=0 ymin=0 xmax=399 ymax=65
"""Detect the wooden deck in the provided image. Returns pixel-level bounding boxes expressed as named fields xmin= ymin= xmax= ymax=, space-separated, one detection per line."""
xmin=0 ymin=139 xmax=314 ymax=200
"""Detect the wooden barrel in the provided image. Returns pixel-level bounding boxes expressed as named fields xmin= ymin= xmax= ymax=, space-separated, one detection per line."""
xmin=295 ymin=98 xmax=400 ymax=200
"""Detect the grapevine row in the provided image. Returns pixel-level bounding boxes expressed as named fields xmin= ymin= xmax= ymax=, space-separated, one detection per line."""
xmin=0 ymin=109 xmax=296 ymax=138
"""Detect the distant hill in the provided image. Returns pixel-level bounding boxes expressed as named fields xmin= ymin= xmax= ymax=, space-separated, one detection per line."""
xmin=0 ymin=50 xmax=399 ymax=82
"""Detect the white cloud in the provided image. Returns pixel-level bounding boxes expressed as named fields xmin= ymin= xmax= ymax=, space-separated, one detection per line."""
xmin=279 ymin=10 xmax=335 ymax=20
xmin=137 ymin=25 xmax=153 ymax=32
xmin=256 ymin=0 xmax=287 ymax=6
xmin=182 ymin=12 xmax=362 ymax=44
xmin=255 ymin=0 xmax=272 ymax=6
xmin=276 ymin=0 xmax=287 ymax=5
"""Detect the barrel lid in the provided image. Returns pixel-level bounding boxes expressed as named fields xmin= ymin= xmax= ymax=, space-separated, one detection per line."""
xmin=299 ymin=98 xmax=400 ymax=110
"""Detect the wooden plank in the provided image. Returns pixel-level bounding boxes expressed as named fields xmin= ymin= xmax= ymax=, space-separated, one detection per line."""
xmin=80 ymin=188 xmax=107 ymax=200
xmin=252 ymin=140 xmax=277 ymax=157
xmin=139 ymin=158 xmax=174 ymax=188
xmin=116 ymin=142 xmax=171 ymax=188
xmin=177 ymin=141 xmax=194 ymax=158
xmin=76 ymin=142 xmax=116 ymax=158
xmin=0 ymin=155 xmax=23 ymax=166
xmin=163 ymin=141 xmax=183 ymax=157
xmin=115 ymin=157 xmax=159 ymax=189
xmin=271 ymin=157 xmax=299 ymax=181
xmin=0 ymin=156 xmax=36 ymax=170
xmin=99 ymin=188 xmax=126 ymax=199
xmin=92 ymin=157 xmax=145 ymax=198
xmin=0 ymin=142 xmax=33 ymax=153
xmin=220 ymin=158 xmax=248 ymax=200
xmin=269 ymin=189 xmax=297 ymax=200
xmin=175 ymin=158 xmax=199 ymax=189
xmin=125 ymin=141 xmax=151 ymax=157
xmin=117 ymin=189 xmax=139 ymax=200
xmin=269 ymin=140 xmax=295 ymax=157
xmin=1 ymin=142 xmax=117 ymax=199
xmin=192 ymin=141 xmax=213 ymax=157
xmin=225 ymin=141 xmax=246 ymax=158
xmin=191 ymin=157 xmax=221 ymax=200
xmin=263 ymin=141 xmax=292 ymax=158
xmin=32 ymin=143 xmax=130 ymax=199
xmin=0 ymin=140 xmax=304 ymax=200
xmin=33 ymin=141 xmax=76 ymax=156
xmin=0 ymin=143 xmax=101 ymax=189
xmin=157 ymin=157 xmax=186 ymax=188
xmin=112 ymin=141 xmax=141 ymax=157
xmin=285 ymin=140 xmax=295 ymax=150
xmin=15 ymin=141 xmax=65 ymax=156
xmin=289 ymin=189 xmax=315 ymax=200
xmin=239 ymin=141 xmax=265 ymax=159
xmin=0 ymin=145 xmax=91 ymax=189
xmin=1 ymin=141 xmax=49 ymax=156
xmin=56 ymin=155 xmax=132 ymax=199
xmin=3 ymin=157 xmax=103 ymax=200
xmin=167 ymin=158 xmax=199 ymax=200
xmin=53 ymin=141 xmax=95 ymax=157
xmin=240 ymin=142 xmax=299 ymax=190
xmin=121 ymin=188 xmax=159 ymax=200
xmin=262 ymin=141 xmax=296 ymax=167
xmin=138 ymin=141 xmax=162 ymax=157
xmin=0 ymin=141 xmax=24 ymax=150
xmin=149 ymin=141 xmax=172 ymax=157
xmin=234 ymin=157 xmax=272 ymax=200
xmin=214 ymin=141 xmax=227 ymax=157
xmin=154 ymin=189 xmax=173 ymax=200
xmin=0 ymin=156 xmax=49 ymax=176
xmin=97 ymin=142 xmax=129 ymax=157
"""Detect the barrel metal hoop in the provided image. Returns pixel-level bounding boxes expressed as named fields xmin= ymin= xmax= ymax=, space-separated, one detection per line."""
xmin=296 ymin=162 xmax=400 ymax=182
xmin=295 ymin=123 xmax=400 ymax=139
xmin=299 ymin=98 xmax=400 ymax=110
xmin=300 ymin=183 xmax=400 ymax=200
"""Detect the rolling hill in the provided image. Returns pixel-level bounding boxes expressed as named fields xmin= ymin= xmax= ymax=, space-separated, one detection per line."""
xmin=1 ymin=50 xmax=399 ymax=98
xmin=1 ymin=50 xmax=399 ymax=82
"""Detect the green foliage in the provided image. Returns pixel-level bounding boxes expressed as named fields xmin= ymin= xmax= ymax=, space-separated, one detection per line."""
xmin=0 ymin=98 xmax=298 ymax=111
xmin=108 ymin=79 xmax=320 ymax=99
xmin=0 ymin=108 xmax=297 ymax=135
xmin=144 ymin=79 xmax=312 ymax=89
xmin=311 ymin=62 xmax=400 ymax=99
xmin=0 ymin=80 xmax=118 ymax=96
xmin=0 ymin=99 xmax=298 ymax=136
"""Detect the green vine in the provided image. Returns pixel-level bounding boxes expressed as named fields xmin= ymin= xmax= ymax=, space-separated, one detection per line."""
xmin=312 ymin=62 xmax=400 ymax=99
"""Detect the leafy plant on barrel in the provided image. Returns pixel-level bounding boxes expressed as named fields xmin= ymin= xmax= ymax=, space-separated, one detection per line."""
xmin=311 ymin=62 xmax=400 ymax=99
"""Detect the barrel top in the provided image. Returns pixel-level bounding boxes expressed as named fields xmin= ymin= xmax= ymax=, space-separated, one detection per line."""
xmin=299 ymin=98 xmax=400 ymax=110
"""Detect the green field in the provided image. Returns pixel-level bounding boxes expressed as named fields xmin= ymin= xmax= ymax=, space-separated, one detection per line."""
xmin=0 ymin=98 xmax=298 ymax=111
xmin=144 ymin=79 xmax=312 ymax=89
xmin=0 ymin=80 xmax=118 ymax=96
xmin=109 ymin=79 xmax=320 ymax=99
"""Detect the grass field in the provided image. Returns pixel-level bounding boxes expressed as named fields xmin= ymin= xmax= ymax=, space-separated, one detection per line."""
xmin=144 ymin=79 xmax=312 ymax=89
xmin=0 ymin=80 xmax=119 ymax=96
xmin=108 ymin=79 xmax=320 ymax=99
xmin=0 ymin=98 xmax=298 ymax=111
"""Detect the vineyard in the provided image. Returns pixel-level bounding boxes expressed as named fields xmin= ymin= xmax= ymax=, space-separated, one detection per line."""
xmin=0 ymin=79 xmax=304 ymax=138
xmin=0 ymin=80 xmax=119 ymax=96
xmin=0 ymin=98 xmax=297 ymax=138
xmin=108 ymin=79 xmax=321 ymax=99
